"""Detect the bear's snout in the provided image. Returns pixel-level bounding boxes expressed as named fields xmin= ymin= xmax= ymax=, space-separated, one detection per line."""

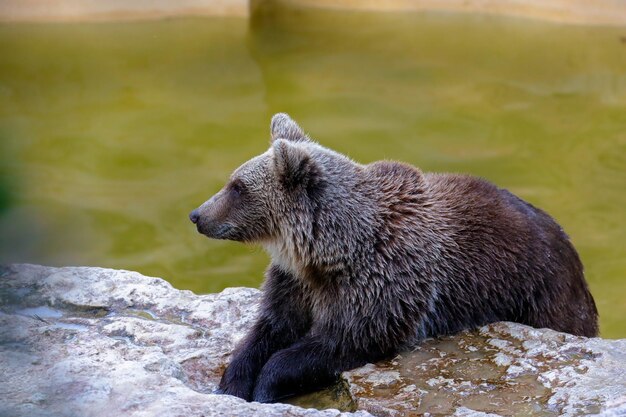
xmin=189 ymin=209 xmax=200 ymax=224
xmin=189 ymin=192 xmax=238 ymax=240
xmin=193 ymin=216 xmax=234 ymax=240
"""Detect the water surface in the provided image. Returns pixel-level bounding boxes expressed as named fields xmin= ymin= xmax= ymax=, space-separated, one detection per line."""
xmin=0 ymin=6 xmax=625 ymax=337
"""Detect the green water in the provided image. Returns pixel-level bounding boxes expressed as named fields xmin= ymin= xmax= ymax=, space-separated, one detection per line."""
xmin=0 ymin=5 xmax=625 ymax=337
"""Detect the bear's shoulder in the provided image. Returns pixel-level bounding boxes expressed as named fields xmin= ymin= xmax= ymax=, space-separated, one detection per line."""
xmin=423 ymin=172 xmax=500 ymax=199
xmin=365 ymin=160 xmax=425 ymax=192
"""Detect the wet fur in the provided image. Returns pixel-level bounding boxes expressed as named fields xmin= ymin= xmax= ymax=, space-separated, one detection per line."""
xmin=191 ymin=114 xmax=598 ymax=403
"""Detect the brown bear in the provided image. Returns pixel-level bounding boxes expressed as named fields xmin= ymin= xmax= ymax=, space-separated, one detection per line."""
xmin=189 ymin=113 xmax=598 ymax=403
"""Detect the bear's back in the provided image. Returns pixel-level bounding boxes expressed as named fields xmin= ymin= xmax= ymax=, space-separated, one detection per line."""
xmin=425 ymin=172 xmax=597 ymax=337
xmin=365 ymin=164 xmax=598 ymax=338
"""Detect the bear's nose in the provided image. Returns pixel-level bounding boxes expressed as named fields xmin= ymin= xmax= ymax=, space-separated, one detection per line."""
xmin=189 ymin=209 xmax=200 ymax=224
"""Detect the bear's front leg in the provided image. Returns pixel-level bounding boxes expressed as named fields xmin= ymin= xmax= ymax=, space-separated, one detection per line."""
xmin=252 ymin=335 xmax=366 ymax=403
xmin=218 ymin=265 xmax=311 ymax=400
xmin=217 ymin=319 xmax=279 ymax=400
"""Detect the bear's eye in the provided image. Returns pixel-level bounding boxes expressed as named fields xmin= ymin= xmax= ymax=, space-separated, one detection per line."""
xmin=230 ymin=180 xmax=245 ymax=196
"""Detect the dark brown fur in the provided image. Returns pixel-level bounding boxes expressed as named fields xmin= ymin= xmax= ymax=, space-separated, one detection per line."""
xmin=189 ymin=113 xmax=598 ymax=403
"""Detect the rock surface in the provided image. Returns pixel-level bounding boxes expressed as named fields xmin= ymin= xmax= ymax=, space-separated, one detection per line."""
xmin=270 ymin=0 xmax=626 ymax=26
xmin=344 ymin=323 xmax=626 ymax=416
xmin=0 ymin=0 xmax=248 ymax=22
xmin=0 ymin=264 xmax=368 ymax=417
xmin=1 ymin=264 xmax=625 ymax=417
xmin=2 ymin=0 xmax=626 ymax=25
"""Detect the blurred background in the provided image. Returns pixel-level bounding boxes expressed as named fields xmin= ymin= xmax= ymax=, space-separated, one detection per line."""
xmin=0 ymin=0 xmax=624 ymax=337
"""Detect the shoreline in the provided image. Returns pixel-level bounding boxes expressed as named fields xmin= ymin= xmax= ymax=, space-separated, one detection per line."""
xmin=1 ymin=0 xmax=626 ymax=26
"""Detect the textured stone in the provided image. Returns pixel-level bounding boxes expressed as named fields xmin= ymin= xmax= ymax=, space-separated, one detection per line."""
xmin=267 ymin=0 xmax=626 ymax=26
xmin=2 ymin=0 xmax=626 ymax=25
xmin=343 ymin=322 xmax=626 ymax=416
xmin=2 ymin=264 xmax=625 ymax=417
xmin=0 ymin=264 xmax=370 ymax=417
xmin=0 ymin=0 xmax=248 ymax=22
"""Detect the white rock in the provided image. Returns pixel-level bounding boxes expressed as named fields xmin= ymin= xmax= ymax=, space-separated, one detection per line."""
xmin=2 ymin=264 xmax=625 ymax=417
xmin=0 ymin=264 xmax=370 ymax=417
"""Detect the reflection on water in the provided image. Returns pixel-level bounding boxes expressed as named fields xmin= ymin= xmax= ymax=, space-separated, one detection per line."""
xmin=0 ymin=5 xmax=624 ymax=337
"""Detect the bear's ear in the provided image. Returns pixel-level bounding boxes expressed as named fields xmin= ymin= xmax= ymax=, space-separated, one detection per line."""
xmin=270 ymin=113 xmax=309 ymax=143
xmin=273 ymin=139 xmax=319 ymax=191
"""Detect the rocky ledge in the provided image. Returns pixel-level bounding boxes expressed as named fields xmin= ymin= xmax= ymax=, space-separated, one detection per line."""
xmin=1 ymin=264 xmax=624 ymax=417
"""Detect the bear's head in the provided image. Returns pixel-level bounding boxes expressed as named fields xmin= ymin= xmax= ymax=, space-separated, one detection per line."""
xmin=189 ymin=113 xmax=337 ymax=246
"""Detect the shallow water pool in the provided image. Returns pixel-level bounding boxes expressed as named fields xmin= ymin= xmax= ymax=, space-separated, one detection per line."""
xmin=0 ymin=5 xmax=624 ymax=337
